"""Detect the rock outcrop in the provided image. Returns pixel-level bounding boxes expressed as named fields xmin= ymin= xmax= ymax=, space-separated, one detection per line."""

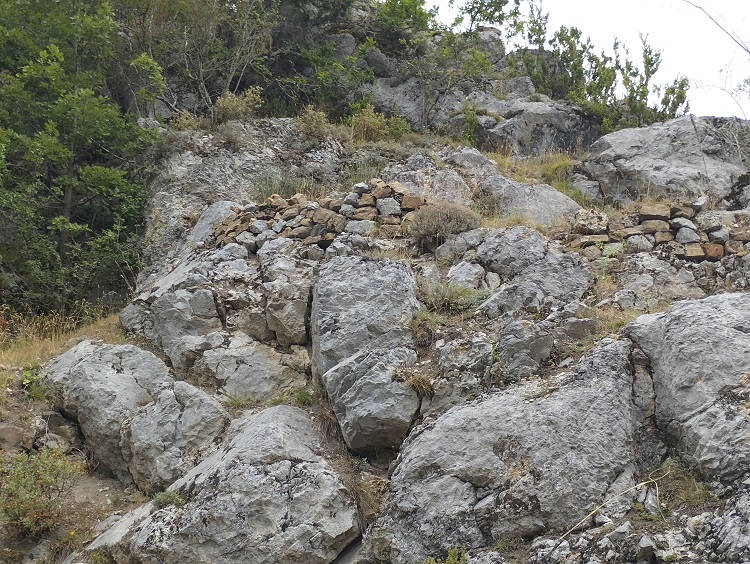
xmin=580 ymin=116 xmax=750 ymax=204
xmin=90 ymin=406 xmax=360 ymax=564
xmin=44 ymin=342 xmax=228 ymax=494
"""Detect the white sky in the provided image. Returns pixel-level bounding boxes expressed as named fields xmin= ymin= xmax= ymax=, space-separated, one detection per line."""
xmin=432 ymin=0 xmax=750 ymax=118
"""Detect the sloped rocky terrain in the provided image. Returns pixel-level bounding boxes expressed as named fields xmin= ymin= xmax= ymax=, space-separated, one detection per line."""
xmin=4 ymin=109 xmax=750 ymax=564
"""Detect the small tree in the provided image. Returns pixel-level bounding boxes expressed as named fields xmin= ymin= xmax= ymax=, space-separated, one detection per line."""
xmin=0 ymin=449 xmax=86 ymax=537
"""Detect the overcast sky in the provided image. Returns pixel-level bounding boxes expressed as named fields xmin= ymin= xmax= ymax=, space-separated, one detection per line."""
xmin=432 ymin=0 xmax=750 ymax=118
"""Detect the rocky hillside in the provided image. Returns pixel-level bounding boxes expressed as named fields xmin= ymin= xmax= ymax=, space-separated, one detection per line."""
xmin=3 ymin=108 xmax=750 ymax=564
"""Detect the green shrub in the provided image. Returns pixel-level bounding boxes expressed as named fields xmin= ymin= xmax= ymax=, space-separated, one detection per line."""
xmin=418 ymin=281 xmax=491 ymax=315
xmin=407 ymin=202 xmax=482 ymax=250
xmin=0 ymin=449 xmax=86 ymax=537
xmin=214 ymin=87 xmax=263 ymax=124
xmin=348 ymin=103 xmax=411 ymax=144
xmin=424 ymin=546 xmax=469 ymax=564
xmin=295 ymin=388 xmax=313 ymax=406
xmin=297 ymin=105 xmax=331 ymax=138
xmin=152 ymin=490 xmax=185 ymax=509
xmin=171 ymin=110 xmax=209 ymax=130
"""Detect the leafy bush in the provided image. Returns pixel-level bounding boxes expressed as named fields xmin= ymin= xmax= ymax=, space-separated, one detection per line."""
xmin=171 ymin=110 xmax=209 ymax=130
xmin=214 ymin=87 xmax=263 ymax=124
xmin=297 ymin=105 xmax=332 ymax=138
xmin=377 ymin=0 xmax=436 ymax=37
xmin=418 ymin=281 xmax=491 ymax=315
xmin=424 ymin=546 xmax=469 ymax=564
xmin=348 ymin=103 xmax=411 ymax=144
xmin=407 ymin=202 xmax=482 ymax=250
xmin=0 ymin=449 xmax=85 ymax=537
xmin=152 ymin=490 xmax=185 ymax=509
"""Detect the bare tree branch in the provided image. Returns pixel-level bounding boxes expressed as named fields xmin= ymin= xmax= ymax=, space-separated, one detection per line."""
xmin=682 ymin=0 xmax=750 ymax=57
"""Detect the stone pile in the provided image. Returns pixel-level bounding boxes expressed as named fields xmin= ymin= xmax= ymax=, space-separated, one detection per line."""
xmin=212 ymin=178 xmax=426 ymax=252
xmin=569 ymin=201 xmax=750 ymax=263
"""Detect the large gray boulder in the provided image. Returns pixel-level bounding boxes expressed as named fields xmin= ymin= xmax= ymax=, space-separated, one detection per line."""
xmin=475 ymin=226 xmax=593 ymax=316
xmin=311 ymin=256 xmax=422 ymax=378
xmin=257 ymin=238 xmax=315 ymax=346
xmin=118 ymin=406 xmax=360 ymax=564
xmin=44 ymin=342 xmax=229 ymax=492
xmin=480 ymin=174 xmax=581 ymax=226
xmin=321 ymin=347 xmax=420 ymax=453
xmin=625 ymin=293 xmax=750 ymax=481
xmin=581 ymin=116 xmax=749 ymax=205
xmin=363 ymin=339 xmax=638 ymax=562
xmin=123 ymin=381 xmax=229 ymax=494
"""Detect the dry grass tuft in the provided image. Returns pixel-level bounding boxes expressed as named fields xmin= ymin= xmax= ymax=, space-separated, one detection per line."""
xmin=0 ymin=306 xmax=129 ymax=420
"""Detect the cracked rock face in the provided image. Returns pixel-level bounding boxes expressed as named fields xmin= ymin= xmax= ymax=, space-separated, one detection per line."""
xmin=581 ymin=115 xmax=749 ymax=205
xmin=122 ymin=406 xmax=359 ymax=564
xmin=363 ymin=339 xmax=638 ymax=563
xmin=44 ymin=341 xmax=228 ymax=493
xmin=626 ymin=292 xmax=750 ymax=481
xmin=311 ymin=256 xmax=422 ymax=378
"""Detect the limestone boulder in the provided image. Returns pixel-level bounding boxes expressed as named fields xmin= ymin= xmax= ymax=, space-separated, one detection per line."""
xmin=363 ymin=339 xmax=637 ymax=562
xmin=189 ymin=332 xmax=306 ymax=401
xmin=581 ymin=116 xmax=749 ymax=205
xmin=613 ymin=253 xmax=705 ymax=311
xmin=625 ymin=293 xmax=750 ymax=481
xmin=321 ymin=347 xmax=420 ymax=453
xmin=311 ymin=256 xmax=421 ymax=378
xmin=94 ymin=406 xmax=360 ymax=564
xmin=44 ymin=342 xmax=228 ymax=492
xmin=123 ymin=381 xmax=230 ymax=494
xmin=475 ymin=226 xmax=593 ymax=314
xmin=479 ymin=175 xmax=581 ymax=226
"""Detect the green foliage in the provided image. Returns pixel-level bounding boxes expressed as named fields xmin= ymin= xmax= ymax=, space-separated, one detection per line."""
xmin=460 ymin=105 xmax=481 ymax=145
xmin=404 ymin=31 xmax=493 ymax=128
xmin=424 ymin=546 xmax=469 ymax=564
xmin=294 ymin=388 xmax=313 ymax=406
xmin=512 ymin=3 xmax=689 ymax=131
xmin=214 ymin=87 xmax=264 ymax=124
xmin=453 ymin=0 xmax=520 ymax=31
xmin=300 ymin=41 xmax=376 ymax=115
xmin=152 ymin=490 xmax=185 ymax=509
xmin=407 ymin=202 xmax=482 ymax=250
xmin=0 ymin=449 xmax=86 ymax=537
xmin=348 ymin=103 xmax=411 ymax=144
xmin=297 ymin=105 xmax=333 ymax=138
xmin=0 ymin=0 xmax=155 ymax=312
xmin=113 ymin=0 xmax=280 ymax=115
xmin=129 ymin=52 xmax=166 ymax=117
xmin=377 ymin=0 xmax=436 ymax=36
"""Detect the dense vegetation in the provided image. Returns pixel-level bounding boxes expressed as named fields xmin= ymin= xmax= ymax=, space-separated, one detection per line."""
xmin=0 ymin=0 xmax=692 ymax=313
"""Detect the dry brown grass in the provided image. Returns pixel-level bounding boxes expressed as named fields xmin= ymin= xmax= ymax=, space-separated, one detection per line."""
xmin=0 ymin=307 xmax=129 ymax=419
xmin=488 ymin=149 xmax=577 ymax=185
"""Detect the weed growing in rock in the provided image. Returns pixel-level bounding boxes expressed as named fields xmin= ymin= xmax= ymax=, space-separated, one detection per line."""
xmin=395 ymin=369 xmax=434 ymax=398
xmin=418 ymin=281 xmax=491 ymax=315
xmin=410 ymin=310 xmax=443 ymax=347
xmin=0 ymin=449 xmax=86 ymax=537
xmin=294 ymin=388 xmax=313 ymax=406
xmin=225 ymin=395 xmax=257 ymax=410
xmin=88 ymin=550 xmax=116 ymax=564
xmin=408 ymin=202 xmax=482 ymax=250
xmin=152 ymin=490 xmax=185 ymax=509
xmin=348 ymin=103 xmax=410 ymax=145
xmin=424 ymin=546 xmax=469 ymax=564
